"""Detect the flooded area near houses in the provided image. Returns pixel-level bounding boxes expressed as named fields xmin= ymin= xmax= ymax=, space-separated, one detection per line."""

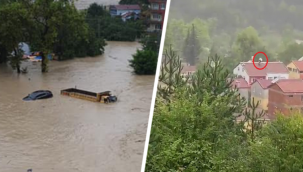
xmin=0 ymin=41 xmax=154 ymax=172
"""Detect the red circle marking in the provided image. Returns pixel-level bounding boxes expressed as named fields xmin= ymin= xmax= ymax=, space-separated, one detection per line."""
xmin=252 ymin=52 xmax=268 ymax=70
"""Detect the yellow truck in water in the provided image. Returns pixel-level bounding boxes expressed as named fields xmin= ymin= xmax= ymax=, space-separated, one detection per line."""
xmin=60 ymin=88 xmax=117 ymax=103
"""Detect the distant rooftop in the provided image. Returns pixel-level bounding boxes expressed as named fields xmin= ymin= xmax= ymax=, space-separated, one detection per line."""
xmin=292 ymin=61 xmax=303 ymax=71
xmin=270 ymin=79 xmax=303 ymax=93
xmin=239 ymin=62 xmax=288 ymax=76
xmin=231 ymin=77 xmax=250 ymax=89
xmin=181 ymin=65 xmax=196 ymax=74
xmin=112 ymin=5 xmax=141 ymax=10
xmin=253 ymin=78 xmax=272 ymax=89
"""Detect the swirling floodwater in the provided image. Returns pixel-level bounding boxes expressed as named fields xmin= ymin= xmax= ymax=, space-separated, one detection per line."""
xmin=0 ymin=41 xmax=154 ymax=172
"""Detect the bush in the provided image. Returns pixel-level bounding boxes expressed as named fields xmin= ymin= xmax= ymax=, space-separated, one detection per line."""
xmin=129 ymin=49 xmax=158 ymax=75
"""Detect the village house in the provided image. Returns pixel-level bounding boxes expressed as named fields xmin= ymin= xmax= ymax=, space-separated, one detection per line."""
xmin=181 ymin=65 xmax=196 ymax=78
xmin=231 ymin=77 xmax=251 ymax=105
xmin=268 ymin=79 xmax=303 ymax=116
xmin=233 ymin=61 xmax=289 ymax=84
xmin=109 ymin=5 xmax=141 ymax=16
xmin=147 ymin=0 xmax=166 ymax=32
xmin=250 ymin=79 xmax=272 ymax=111
xmin=287 ymin=60 xmax=303 ymax=79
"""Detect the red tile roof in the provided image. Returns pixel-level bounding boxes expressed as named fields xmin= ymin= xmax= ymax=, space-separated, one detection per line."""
xmin=240 ymin=62 xmax=288 ymax=76
xmin=114 ymin=5 xmax=141 ymax=10
xmin=253 ymin=79 xmax=272 ymax=89
xmin=181 ymin=65 xmax=196 ymax=74
xmin=270 ymin=79 xmax=303 ymax=93
xmin=293 ymin=61 xmax=303 ymax=71
xmin=231 ymin=78 xmax=250 ymax=89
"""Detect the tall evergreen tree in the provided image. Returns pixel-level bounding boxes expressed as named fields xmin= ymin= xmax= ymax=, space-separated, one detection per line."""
xmin=158 ymin=45 xmax=188 ymax=104
xmin=182 ymin=24 xmax=201 ymax=65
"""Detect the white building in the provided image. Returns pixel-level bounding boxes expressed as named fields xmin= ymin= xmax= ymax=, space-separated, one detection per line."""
xmin=233 ymin=61 xmax=289 ymax=84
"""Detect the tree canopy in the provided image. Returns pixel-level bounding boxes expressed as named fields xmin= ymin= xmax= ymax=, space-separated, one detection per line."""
xmin=165 ymin=0 xmax=303 ymax=71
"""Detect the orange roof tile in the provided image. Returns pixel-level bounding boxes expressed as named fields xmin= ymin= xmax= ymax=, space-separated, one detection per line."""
xmin=240 ymin=62 xmax=288 ymax=76
xmin=293 ymin=61 xmax=303 ymax=71
xmin=270 ymin=79 xmax=303 ymax=93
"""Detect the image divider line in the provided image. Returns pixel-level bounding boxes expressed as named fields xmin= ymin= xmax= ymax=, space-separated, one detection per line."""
xmin=140 ymin=0 xmax=172 ymax=171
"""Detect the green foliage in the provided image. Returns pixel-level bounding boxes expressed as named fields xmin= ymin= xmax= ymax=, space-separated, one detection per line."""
xmin=146 ymin=47 xmax=303 ymax=172
xmin=146 ymin=52 xmax=248 ymax=171
xmin=0 ymin=1 xmax=107 ymax=71
xmin=140 ymin=33 xmax=161 ymax=52
xmin=129 ymin=49 xmax=157 ymax=75
xmin=0 ymin=2 xmax=31 ymax=71
xmin=249 ymin=114 xmax=303 ymax=172
xmin=86 ymin=3 xmax=145 ymax=42
xmin=158 ymin=45 xmax=188 ymax=103
xmin=166 ymin=0 xmax=303 ymax=71
xmin=278 ymin=43 xmax=303 ymax=64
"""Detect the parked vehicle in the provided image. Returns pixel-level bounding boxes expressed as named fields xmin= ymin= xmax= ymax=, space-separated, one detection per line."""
xmin=23 ymin=90 xmax=53 ymax=101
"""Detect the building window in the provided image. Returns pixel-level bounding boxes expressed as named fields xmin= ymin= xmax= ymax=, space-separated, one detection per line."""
xmin=268 ymin=77 xmax=273 ymax=80
xmin=161 ymin=3 xmax=165 ymax=10
xmin=288 ymin=67 xmax=292 ymax=71
xmin=155 ymin=24 xmax=161 ymax=30
xmin=238 ymin=67 xmax=239 ymax=71
xmin=151 ymin=3 xmax=159 ymax=10
xmin=289 ymin=95 xmax=293 ymax=97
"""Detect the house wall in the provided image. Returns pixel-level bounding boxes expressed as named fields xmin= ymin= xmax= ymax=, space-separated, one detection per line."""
xmin=268 ymin=84 xmax=286 ymax=115
xmin=251 ymin=82 xmax=268 ymax=110
xmin=268 ymin=84 xmax=303 ymax=115
xmin=233 ymin=64 xmax=249 ymax=83
xmin=238 ymin=88 xmax=249 ymax=104
xmin=266 ymin=73 xmax=289 ymax=80
xmin=287 ymin=62 xmax=301 ymax=79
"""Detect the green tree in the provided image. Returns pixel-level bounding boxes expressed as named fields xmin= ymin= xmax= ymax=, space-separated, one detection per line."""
xmin=85 ymin=3 xmax=145 ymax=42
xmin=157 ymin=45 xmax=187 ymax=104
xmin=146 ymin=54 xmax=248 ymax=172
xmin=129 ymin=49 xmax=157 ymax=75
xmin=183 ymin=24 xmax=201 ymax=65
xmin=0 ymin=2 xmax=31 ymax=73
xmin=242 ymin=98 xmax=266 ymax=142
xmin=248 ymin=114 xmax=303 ymax=172
xmin=278 ymin=42 xmax=303 ymax=64
xmin=234 ymin=26 xmax=262 ymax=61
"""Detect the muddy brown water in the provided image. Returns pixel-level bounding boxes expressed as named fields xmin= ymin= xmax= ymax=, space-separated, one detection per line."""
xmin=0 ymin=41 xmax=154 ymax=172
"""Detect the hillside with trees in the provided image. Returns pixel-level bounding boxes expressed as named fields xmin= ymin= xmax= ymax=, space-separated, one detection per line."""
xmin=145 ymin=47 xmax=303 ymax=172
xmin=165 ymin=0 xmax=303 ymax=70
xmin=145 ymin=0 xmax=303 ymax=171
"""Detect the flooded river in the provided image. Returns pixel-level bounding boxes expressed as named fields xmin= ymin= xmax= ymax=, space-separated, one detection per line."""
xmin=0 ymin=41 xmax=154 ymax=172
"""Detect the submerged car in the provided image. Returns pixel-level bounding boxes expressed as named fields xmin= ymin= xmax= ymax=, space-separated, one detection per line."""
xmin=23 ymin=90 xmax=53 ymax=101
